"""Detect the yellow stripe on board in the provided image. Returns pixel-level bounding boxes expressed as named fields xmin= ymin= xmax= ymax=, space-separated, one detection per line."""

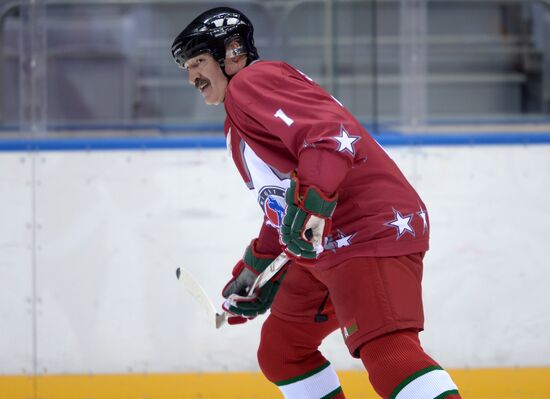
xmin=0 ymin=368 xmax=549 ymax=399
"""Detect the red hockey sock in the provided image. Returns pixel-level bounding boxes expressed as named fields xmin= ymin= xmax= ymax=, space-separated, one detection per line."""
xmin=258 ymin=314 xmax=345 ymax=398
xmin=359 ymin=329 xmax=461 ymax=399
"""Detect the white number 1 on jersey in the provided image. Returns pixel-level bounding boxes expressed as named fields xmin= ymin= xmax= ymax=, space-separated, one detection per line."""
xmin=274 ymin=108 xmax=294 ymax=127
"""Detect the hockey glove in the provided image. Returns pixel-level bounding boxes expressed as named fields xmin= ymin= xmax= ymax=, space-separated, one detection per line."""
xmin=221 ymin=239 xmax=286 ymax=324
xmin=280 ymin=176 xmax=338 ymax=260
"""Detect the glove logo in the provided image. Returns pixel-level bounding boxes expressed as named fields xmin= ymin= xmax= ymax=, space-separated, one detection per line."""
xmin=258 ymin=186 xmax=287 ymax=228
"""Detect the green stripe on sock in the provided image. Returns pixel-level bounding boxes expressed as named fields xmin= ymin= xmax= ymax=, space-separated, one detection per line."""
xmin=389 ymin=365 xmax=443 ymax=399
xmin=320 ymin=386 xmax=342 ymax=399
xmin=434 ymin=389 xmax=460 ymax=399
xmin=275 ymin=361 xmax=331 ymax=386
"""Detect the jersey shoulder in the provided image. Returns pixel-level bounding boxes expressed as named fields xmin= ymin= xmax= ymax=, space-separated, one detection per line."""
xmin=232 ymin=60 xmax=287 ymax=83
xmin=227 ymin=61 xmax=303 ymax=100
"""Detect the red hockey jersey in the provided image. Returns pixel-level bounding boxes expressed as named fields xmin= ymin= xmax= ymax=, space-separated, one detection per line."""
xmin=224 ymin=61 xmax=429 ymax=269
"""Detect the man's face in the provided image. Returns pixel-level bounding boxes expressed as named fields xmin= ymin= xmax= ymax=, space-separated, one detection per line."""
xmin=184 ymin=53 xmax=228 ymax=105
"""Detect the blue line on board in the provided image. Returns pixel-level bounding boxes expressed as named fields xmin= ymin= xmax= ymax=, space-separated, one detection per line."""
xmin=1 ymin=132 xmax=550 ymax=151
xmin=0 ymin=135 xmax=226 ymax=151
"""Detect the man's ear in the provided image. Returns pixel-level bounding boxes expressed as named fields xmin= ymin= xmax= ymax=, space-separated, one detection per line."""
xmin=226 ymin=40 xmax=247 ymax=59
xmin=224 ymin=40 xmax=248 ymax=75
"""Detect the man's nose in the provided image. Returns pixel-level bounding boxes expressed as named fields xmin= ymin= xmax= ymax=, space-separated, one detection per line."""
xmin=187 ymin=70 xmax=198 ymax=86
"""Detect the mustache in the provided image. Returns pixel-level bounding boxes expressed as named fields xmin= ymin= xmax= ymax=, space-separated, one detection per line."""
xmin=195 ymin=78 xmax=210 ymax=89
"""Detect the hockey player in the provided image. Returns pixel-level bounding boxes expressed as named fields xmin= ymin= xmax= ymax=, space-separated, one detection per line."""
xmin=171 ymin=7 xmax=462 ymax=399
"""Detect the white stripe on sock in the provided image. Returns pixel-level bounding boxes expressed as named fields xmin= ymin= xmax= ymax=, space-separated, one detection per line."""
xmin=278 ymin=364 xmax=341 ymax=399
xmin=395 ymin=369 xmax=458 ymax=399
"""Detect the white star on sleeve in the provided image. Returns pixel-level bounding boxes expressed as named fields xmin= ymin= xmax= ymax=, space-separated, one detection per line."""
xmin=333 ymin=124 xmax=360 ymax=155
xmin=385 ymin=208 xmax=415 ymax=239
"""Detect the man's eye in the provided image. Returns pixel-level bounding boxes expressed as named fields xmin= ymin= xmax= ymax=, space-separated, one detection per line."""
xmin=184 ymin=57 xmax=205 ymax=70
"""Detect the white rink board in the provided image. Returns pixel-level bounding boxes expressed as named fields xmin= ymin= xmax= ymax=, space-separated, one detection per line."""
xmin=0 ymin=144 xmax=549 ymax=374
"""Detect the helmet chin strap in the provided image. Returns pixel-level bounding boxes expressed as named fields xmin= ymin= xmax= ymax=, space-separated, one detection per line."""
xmin=219 ymin=60 xmax=232 ymax=80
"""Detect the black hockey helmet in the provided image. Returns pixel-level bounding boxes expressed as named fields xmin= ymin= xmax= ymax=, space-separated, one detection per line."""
xmin=171 ymin=7 xmax=259 ymax=69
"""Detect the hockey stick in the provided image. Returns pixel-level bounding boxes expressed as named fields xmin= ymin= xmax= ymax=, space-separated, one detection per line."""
xmin=176 ymin=252 xmax=289 ymax=329
xmin=175 ymin=266 xmax=223 ymax=328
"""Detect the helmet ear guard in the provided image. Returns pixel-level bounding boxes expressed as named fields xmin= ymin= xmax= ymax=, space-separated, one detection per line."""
xmin=225 ymin=36 xmax=248 ymax=59
xmin=226 ymin=46 xmax=247 ymax=58
xmin=171 ymin=7 xmax=259 ymax=70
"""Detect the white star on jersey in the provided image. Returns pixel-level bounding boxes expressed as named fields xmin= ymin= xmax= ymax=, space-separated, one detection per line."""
xmin=333 ymin=125 xmax=360 ymax=155
xmin=335 ymin=234 xmax=353 ymax=248
xmin=417 ymin=207 xmax=428 ymax=234
xmin=385 ymin=208 xmax=415 ymax=239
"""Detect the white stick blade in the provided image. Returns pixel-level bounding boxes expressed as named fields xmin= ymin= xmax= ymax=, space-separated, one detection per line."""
xmin=176 ymin=267 xmax=218 ymax=327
